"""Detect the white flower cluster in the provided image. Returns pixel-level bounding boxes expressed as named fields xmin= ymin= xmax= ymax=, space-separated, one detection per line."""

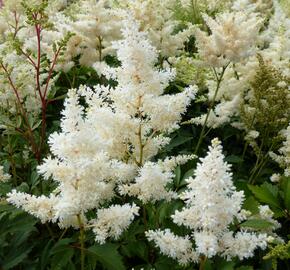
xmin=190 ymin=0 xmax=290 ymax=130
xmin=91 ymin=203 xmax=139 ymax=244
xmin=271 ymin=123 xmax=290 ymax=176
xmin=7 ymin=17 xmax=195 ymax=242
xmin=69 ymin=0 xmax=122 ymax=67
xmin=261 ymin=0 xmax=290 ymax=77
xmin=0 ymin=165 xmax=10 ymax=182
xmin=146 ymin=229 xmax=198 ymax=265
xmin=194 ymin=11 xmax=262 ymax=67
xmin=147 ymin=139 xmax=274 ymax=264
xmin=116 ymin=0 xmax=195 ymax=58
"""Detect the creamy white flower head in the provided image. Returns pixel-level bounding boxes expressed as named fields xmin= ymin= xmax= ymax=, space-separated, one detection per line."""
xmin=71 ymin=0 xmax=122 ymax=66
xmin=7 ymin=190 xmax=58 ymax=223
xmin=146 ymin=229 xmax=198 ymax=265
xmin=91 ymin=203 xmax=139 ymax=244
xmin=120 ymin=161 xmax=178 ymax=203
xmin=172 ymin=138 xmax=244 ymax=234
xmin=194 ymin=11 xmax=262 ymax=67
xmin=260 ymin=1 xmax=290 ymax=77
xmin=220 ymin=231 xmax=269 ymax=260
xmin=147 ymin=139 xmax=277 ymax=263
xmin=271 ymin=123 xmax=290 ymax=176
xmin=116 ymin=0 xmax=195 ymax=57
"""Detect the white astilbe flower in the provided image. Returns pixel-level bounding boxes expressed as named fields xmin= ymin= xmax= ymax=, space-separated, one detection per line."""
xmin=7 ymin=18 xmax=194 ymax=241
xmin=260 ymin=1 xmax=290 ymax=77
xmin=0 ymin=165 xmax=10 ymax=182
xmin=220 ymin=231 xmax=269 ymax=260
xmin=232 ymin=0 xmax=273 ymax=15
xmin=70 ymin=0 xmax=122 ymax=67
xmin=271 ymin=123 xmax=290 ymax=176
xmin=146 ymin=229 xmax=198 ymax=265
xmin=116 ymin=0 xmax=195 ymax=58
xmin=194 ymin=11 xmax=262 ymax=67
xmin=91 ymin=203 xmax=139 ymax=244
xmin=147 ymin=139 xmax=276 ymax=263
xmin=7 ymin=190 xmax=58 ymax=223
xmin=172 ymin=138 xmax=244 ymax=234
xmin=120 ymin=161 xmax=178 ymax=203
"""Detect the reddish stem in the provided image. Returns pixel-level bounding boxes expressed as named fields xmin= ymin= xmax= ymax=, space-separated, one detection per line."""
xmin=35 ymin=23 xmax=43 ymax=101
xmin=0 ymin=62 xmax=41 ymax=161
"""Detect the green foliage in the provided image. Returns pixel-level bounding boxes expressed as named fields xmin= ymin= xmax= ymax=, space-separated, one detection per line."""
xmin=0 ymin=203 xmax=37 ymax=269
xmin=264 ymin=241 xmax=290 ymax=270
xmin=21 ymin=0 xmax=53 ymax=29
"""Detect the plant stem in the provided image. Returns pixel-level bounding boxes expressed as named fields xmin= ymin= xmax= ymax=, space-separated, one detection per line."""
xmin=194 ymin=65 xmax=228 ymax=155
xmin=77 ymin=214 xmax=85 ymax=270
xmin=199 ymin=255 xmax=207 ymax=270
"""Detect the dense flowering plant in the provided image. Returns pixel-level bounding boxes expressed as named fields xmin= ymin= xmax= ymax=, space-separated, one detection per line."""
xmin=0 ymin=0 xmax=289 ymax=270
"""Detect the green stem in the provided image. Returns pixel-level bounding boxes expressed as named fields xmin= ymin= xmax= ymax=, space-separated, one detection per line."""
xmin=241 ymin=141 xmax=248 ymax=160
xmin=194 ymin=65 xmax=228 ymax=155
xmin=77 ymin=214 xmax=85 ymax=270
xmin=249 ymin=141 xmax=276 ymax=184
xmin=199 ymin=255 xmax=207 ymax=270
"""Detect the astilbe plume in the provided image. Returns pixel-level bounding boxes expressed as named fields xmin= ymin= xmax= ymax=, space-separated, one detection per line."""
xmin=270 ymin=123 xmax=290 ymax=177
xmin=194 ymin=10 xmax=262 ymax=67
xmin=190 ymin=1 xmax=289 ymax=131
xmin=69 ymin=0 xmax=122 ymax=68
xmin=147 ymin=138 xmax=275 ymax=265
xmin=7 ymin=17 xmax=196 ymax=243
xmin=115 ymin=0 xmax=195 ymax=58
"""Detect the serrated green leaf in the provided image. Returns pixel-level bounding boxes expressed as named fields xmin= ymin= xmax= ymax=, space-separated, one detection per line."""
xmin=88 ymin=243 xmax=125 ymax=270
xmin=243 ymin=196 xmax=260 ymax=214
xmin=240 ymin=219 xmax=274 ymax=230
xmin=248 ymin=183 xmax=281 ymax=208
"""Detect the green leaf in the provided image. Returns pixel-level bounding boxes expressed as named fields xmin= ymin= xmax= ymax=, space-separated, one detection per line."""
xmin=179 ymin=168 xmax=194 ymax=187
xmin=51 ymin=247 xmax=74 ymax=269
xmin=240 ymin=219 xmax=274 ymax=230
xmin=165 ymin=136 xmax=192 ymax=151
xmin=281 ymin=176 xmax=290 ymax=211
xmin=121 ymin=241 xmax=148 ymax=261
xmin=2 ymin=245 xmax=33 ymax=269
xmin=243 ymin=196 xmax=260 ymax=214
xmin=174 ymin=166 xmax=181 ymax=186
xmin=88 ymin=243 xmax=125 ymax=270
xmin=40 ymin=239 xmax=54 ymax=270
xmin=225 ymin=155 xmax=244 ymax=164
xmin=50 ymin=238 xmax=75 ymax=269
xmin=248 ymin=183 xmax=281 ymax=208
